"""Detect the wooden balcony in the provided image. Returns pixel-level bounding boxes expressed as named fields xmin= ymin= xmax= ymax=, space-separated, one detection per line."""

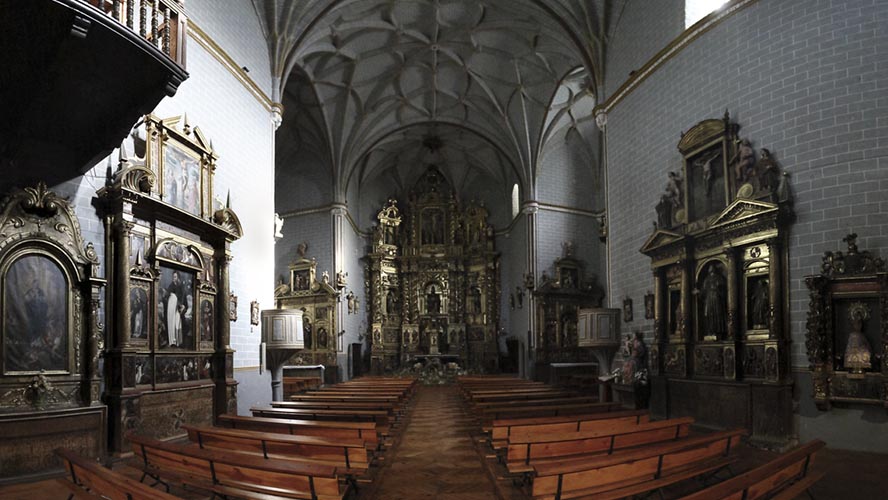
xmin=0 ymin=0 xmax=190 ymax=184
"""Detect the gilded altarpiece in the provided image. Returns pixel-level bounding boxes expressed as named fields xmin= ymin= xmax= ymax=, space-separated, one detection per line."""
xmin=805 ymin=235 xmax=888 ymax=411
xmin=97 ymin=115 xmax=242 ymax=454
xmin=274 ymin=255 xmax=339 ymax=379
xmin=640 ymin=112 xmax=794 ymax=447
xmin=0 ymin=184 xmax=106 ymax=480
xmin=366 ymin=167 xmax=500 ymax=373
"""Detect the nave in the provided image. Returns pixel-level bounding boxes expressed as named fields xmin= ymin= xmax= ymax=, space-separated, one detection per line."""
xmin=3 ymin=375 xmax=883 ymax=500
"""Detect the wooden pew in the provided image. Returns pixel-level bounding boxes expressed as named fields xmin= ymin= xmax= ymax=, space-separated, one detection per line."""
xmin=479 ymin=401 xmax=625 ymax=426
xmin=469 ymin=391 xmax=578 ymax=403
xmin=183 ymin=424 xmax=370 ymax=475
xmin=271 ymin=400 xmax=401 ymax=414
xmin=218 ymin=414 xmax=382 ymax=449
xmin=55 ymin=448 xmax=180 ymax=500
xmin=283 ymin=376 xmax=322 ymax=396
xmin=489 ymin=409 xmax=650 ymax=447
xmin=677 ymin=440 xmax=826 ymax=500
xmin=128 ymin=433 xmax=348 ymax=500
xmin=505 ymin=417 xmax=694 ymax=474
xmin=471 ymin=396 xmax=600 ymax=410
xmin=252 ymin=406 xmax=391 ymax=426
xmin=531 ymin=428 xmax=747 ymax=500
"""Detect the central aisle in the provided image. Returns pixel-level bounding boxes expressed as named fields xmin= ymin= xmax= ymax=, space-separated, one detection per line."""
xmin=370 ymin=385 xmax=499 ymax=499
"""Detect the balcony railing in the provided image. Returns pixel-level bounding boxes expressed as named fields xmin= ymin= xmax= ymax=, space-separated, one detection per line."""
xmin=86 ymin=0 xmax=187 ymax=67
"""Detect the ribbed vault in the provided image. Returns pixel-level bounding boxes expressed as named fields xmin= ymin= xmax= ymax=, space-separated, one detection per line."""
xmin=258 ymin=0 xmax=609 ymax=209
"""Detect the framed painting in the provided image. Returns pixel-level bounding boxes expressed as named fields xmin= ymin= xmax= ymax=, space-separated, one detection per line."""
xmin=229 ymin=293 xmax=238 ymax=322
xmin=157 ymin=264 xmax=196 ymax=350
xmin=2 ymin=254 xmax=70 ymax=374
xmin=129 ymin=281 xmax=150 ymax=340
xmin=199 ymin=295 xmax=214 ymax=346
xmin=162 ymin=139 xmax=202 ymax=215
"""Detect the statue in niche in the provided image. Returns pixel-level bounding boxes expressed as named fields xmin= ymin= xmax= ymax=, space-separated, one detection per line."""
xmin=426 ymin=286 xmax=441 ymax=314
xmin=730 ymin=138 xmax=755 ymax=184
xmin=750 ymin=279 xmax=770 ymax=329
xmin=472 ymin=287 xmax=482 ymax=313
xmin=303 ymin=314 xmax=313 ymax=349
xmin=386 ymin=289 xmax=396 ymax=315
xmin=701 ymin=265 xmax=727 ymax=337
xmin=383 ymin=225 xmax=395 ymax=245
xmin=843 ymin=302 xmax=873 ymax=374
xmin=373 ymin=328 xmax=382 ymax=345
xmin=318 ymin=327 xmax=328 ymax=349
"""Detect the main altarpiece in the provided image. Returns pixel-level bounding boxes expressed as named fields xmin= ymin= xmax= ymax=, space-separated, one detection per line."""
xmin=366 ymin=167 xmax=500 ymax=373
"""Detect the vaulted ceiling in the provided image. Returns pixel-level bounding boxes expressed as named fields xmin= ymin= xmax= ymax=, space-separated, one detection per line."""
xmin=254 ymin=0 xmax=609 ymax=205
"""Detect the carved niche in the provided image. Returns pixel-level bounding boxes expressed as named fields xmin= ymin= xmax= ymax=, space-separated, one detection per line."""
xmin=97 ymin=115 xmax=242 ymax=454
xmin=274 ymin=253 xmax=340 ymax=373
xmin=640 ymin=111 xmax=794 ymax=446
xmin=0 ymin=183 xmax=106 ymax=477
xmin=365 ymin=166 xmax=500 ymax=373
xmin=806 ymin=234 xmax=888 ymax=411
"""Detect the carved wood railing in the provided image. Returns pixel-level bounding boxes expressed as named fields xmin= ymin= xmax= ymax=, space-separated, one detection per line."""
xmin=86 ymin=0 xmax=187 ymax=66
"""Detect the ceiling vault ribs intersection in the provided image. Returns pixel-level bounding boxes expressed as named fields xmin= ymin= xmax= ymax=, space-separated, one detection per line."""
xmin=255 ymin=0 xmax=607 ymax=203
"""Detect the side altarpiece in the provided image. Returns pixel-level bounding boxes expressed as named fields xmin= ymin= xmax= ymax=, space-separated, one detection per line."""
xmin=0 ymin=184 xmax=105 ymax=478
xmin=640 ymin=112 xmax=794 ymax=447
xmin=366 ymin=166 xmax=500 ymax=373
xmin=273 ymin=251 xmax=340 ymax=382
xmin=97 ymin=115 xmax=242 ymax=454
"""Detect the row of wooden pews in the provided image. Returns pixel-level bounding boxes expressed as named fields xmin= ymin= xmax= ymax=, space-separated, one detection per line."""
xmin=56 ymin=376 xmax=417 ymax=500
xmin=459 ymin=375 xmax=825 ymax=500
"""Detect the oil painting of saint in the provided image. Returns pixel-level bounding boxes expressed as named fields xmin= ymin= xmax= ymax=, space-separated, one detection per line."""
xmin=3 ymin=255 xmax=68 ymax=372
xmin=157 ymin=266 xmax=195 ymax=349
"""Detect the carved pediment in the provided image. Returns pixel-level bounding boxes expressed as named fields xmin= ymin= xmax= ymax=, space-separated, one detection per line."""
xmin=640 ymin=229 xmax=684 ymax=255
xmin=710 ymin=199 xmax=777 ymax=228
xmin=678 ymin=116 xmax=729 ymax=155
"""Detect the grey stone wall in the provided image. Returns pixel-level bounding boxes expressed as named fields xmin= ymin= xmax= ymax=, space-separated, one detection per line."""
xmin=605 ymin=0 xmax=888 ymax=450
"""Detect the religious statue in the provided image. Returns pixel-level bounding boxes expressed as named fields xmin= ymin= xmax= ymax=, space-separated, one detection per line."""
xmin=386 ymin=289 xmax=396 ymax=315
xmin=624 ymin=332 xmax=650 ymax=409
xmin=656 ymin=195 xmax=672 ymax=229
xmin=296 ymin=241 xmax=308 ymax=259
xmin=317 ymin=327 xmax=328 ymax=349
xmin=303 ymin=315 xmax=313 ymax=349
xmin=843 ymin=302 xmax=873 ymax=374
xmin=346 ymin=291 xmax=357 ymax=314
xmin=701 ymin=265 xmax=727 ymax=337
xmin=693 ymin=150 xmax=720 ymax=196
xmin=273 ymin=213 xmax=284 ymax=239
xmin=321 ymin=270 xmax=330 ymax=285
xmin=750 ymin=279 xmax=770 ymax=329
xmin=730 ymin=138 xmax=755 ymax=184
xmin=665 ymin=171 xmax=682 ymax=208
xmin=757 ymin=148 xmax=780 ymax=193
xmin=472 ymin=287 xmax=482 ymax=313
xmin=335 ymin=270 xmax=347 ymax=289
xmin=426 ymin=286 xmax=441 ymax=314
xmin=373 ymin=328 xmax=382 ymax=345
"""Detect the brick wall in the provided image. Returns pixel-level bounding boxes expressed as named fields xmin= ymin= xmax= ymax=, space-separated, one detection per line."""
xmin=605 ymin=0 xmax=888 ymax=450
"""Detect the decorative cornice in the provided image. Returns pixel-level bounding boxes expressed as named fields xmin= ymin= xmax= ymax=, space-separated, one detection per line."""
xmin=597 ymin=0 xmax=758 ymax=115
xmin=186 ymin=21 xmax=274 ymax=112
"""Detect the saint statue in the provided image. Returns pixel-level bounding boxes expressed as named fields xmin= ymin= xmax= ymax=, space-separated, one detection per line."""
xmin=426 ymin=286 xmax=441 ymax=314
xmin=843 ymin=302 xmax=873 ymax=373
xmin=701 ymin=265 xmax=726 ymax=337
xmin=750 ymin=279 xmax=769 ymax=329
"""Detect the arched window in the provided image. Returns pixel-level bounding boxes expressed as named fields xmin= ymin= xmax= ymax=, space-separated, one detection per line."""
xmin=511 ymin=183 xmax=520 ymax=219
xmin=685 ymin=0 xmax=729 ymax=28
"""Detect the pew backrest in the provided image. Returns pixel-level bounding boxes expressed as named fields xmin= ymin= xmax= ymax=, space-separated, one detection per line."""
xmin=56 ymin=448 xmax=180 ymax=500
